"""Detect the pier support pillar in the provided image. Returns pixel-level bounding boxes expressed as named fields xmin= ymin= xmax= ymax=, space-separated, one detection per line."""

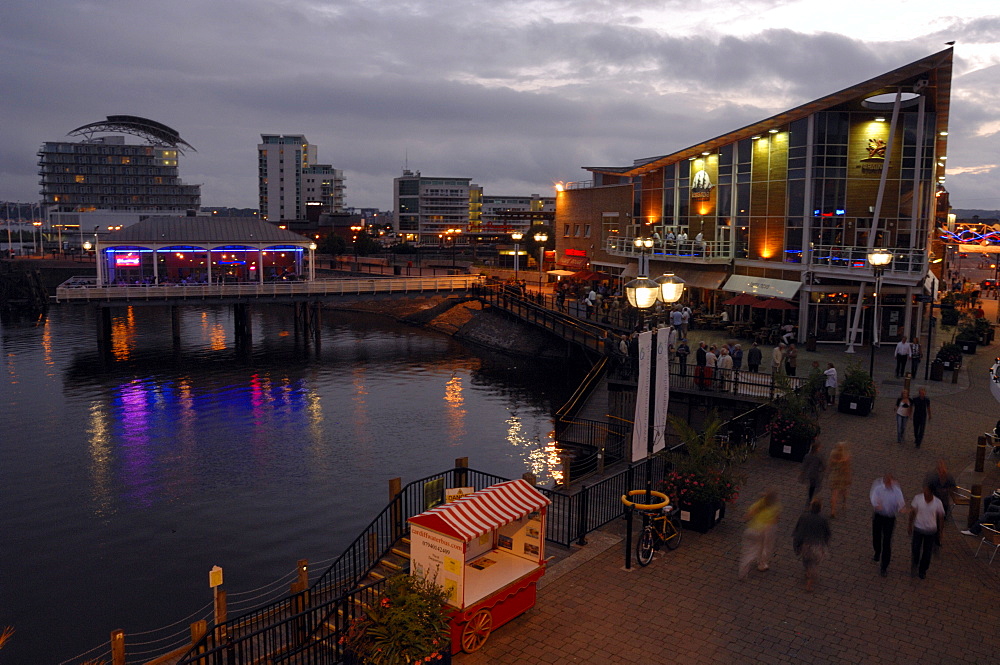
xmin=171 ymin=306 xmax=181 ymax=347
xmin=96 ymin=306 xmax=113 ymax=357
xmin=233 ymin=303 xmax=252 ymax=350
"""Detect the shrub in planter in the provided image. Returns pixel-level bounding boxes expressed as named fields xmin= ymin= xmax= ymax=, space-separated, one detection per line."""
xmin=663 ymin=415 xmax=743 ymax=531
xmin=837 ymin=363 xmax=877 ymax=415
xmin=766 ymin=378 xmax=821 ymax=460
xmin=341 ymin=574 xmax=451 ymax=665
xmin=936 ymin=343 xmax=962 ymax=368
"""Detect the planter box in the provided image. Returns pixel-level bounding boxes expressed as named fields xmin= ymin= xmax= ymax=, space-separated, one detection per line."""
xmin=678 ymin=500 xmax=726 ymax=534
xmin=959 ymin=340 xmax=977 ymax=354
xmin=838 ymin=393 xmax=874 ymax=416
xmin=768 ymin=433 xmax=814 ymax=462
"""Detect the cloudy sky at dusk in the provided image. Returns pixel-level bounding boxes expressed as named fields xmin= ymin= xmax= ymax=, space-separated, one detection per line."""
xmin=2 ymin=1 xmax=999 ymax=211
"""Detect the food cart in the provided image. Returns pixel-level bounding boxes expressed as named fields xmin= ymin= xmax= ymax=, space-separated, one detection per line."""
xmin=407 ymin=479 xmax=550 ymax=654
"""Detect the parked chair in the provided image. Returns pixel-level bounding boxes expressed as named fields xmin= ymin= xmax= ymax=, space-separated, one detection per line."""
xmin=975 ymin=524 xmax=1000 ymax=564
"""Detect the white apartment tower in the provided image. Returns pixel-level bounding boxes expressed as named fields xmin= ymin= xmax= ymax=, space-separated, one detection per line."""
xmin=393 ymin=170 xmax=474 ymax=241
xmin=258 ymin=134 xmax=344 ymax=223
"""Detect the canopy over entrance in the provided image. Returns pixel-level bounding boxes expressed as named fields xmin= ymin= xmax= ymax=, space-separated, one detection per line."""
xmin=408 ymin=479 xmax=550 ymax=542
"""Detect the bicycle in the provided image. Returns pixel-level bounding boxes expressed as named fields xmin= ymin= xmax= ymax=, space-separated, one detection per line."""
xmin=621 ymin=490 xmax=682 ymax=565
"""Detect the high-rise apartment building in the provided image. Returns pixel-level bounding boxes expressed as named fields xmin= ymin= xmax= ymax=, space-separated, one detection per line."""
xmin=393 ymin=170 xmax=476 ymax=241
xmin=38 ymin=115 xmax=201 ymax=214
xmin=258 ymin=134 xmax=344 ymax=223
xmin=480 ymin=194 xmax=556 ymax=232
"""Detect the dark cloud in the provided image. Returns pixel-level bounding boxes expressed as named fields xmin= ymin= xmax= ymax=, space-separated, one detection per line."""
xmin=1 ymin=1 xmax=998 ymax=209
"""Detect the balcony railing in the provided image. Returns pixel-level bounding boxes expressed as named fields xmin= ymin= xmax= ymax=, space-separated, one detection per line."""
xmin=808 ymin=245 xmax=926 ymax=275
xmin=606 ymin=236 xmax=731 ymax=261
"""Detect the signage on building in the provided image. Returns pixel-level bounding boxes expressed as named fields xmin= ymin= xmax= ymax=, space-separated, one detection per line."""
xmin=859 ymin=137 xmax=886 ymax=175
xmin=564 ymin=248 xmax=587 ymax=257
xmin=115 ymin=253 xmax=141 ymax=267
xmin=691 ymin=169 xmax=714 ymax=200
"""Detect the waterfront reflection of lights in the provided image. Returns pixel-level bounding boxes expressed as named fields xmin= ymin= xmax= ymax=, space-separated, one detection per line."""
xmin=444 ymin=374 xmax=467 ymax=444
xmin=87 ymin=401 xmax=114 ymax=517
xmin=41 ymin=318 xmax=55 ymax=373
xmin=110 ymin=307 xmax=137 ymax=360
xmin=505 ymin=414 xmax=563 ymax=485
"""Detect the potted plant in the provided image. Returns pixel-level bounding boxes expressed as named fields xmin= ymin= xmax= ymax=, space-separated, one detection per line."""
xmin=766 ymin=386 xmax=821 ymax=461
xmin=341 ymin=574 xmax=452 ymax=664
xmin=974 ymin=317 xmax=994 ymax=345
xmin=662 ymin=416 xmax=743 ymax=533
xmin=936 ymin=342 xmax=962 ymax=370
xmin=956 ymin=323 xmax=978 ymax=354
xmin=837 ymin=363 xmax=877 ymax=416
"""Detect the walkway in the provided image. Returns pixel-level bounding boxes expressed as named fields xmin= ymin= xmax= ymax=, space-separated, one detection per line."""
xmin=457 ymin=300 xmax=1000 ymax=663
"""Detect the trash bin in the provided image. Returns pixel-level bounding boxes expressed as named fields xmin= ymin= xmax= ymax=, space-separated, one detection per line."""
xmin=393 ymin=265 xmax=401 ymax=275
xmin=806 ymin=334 xmax=817 ymax=352
xmin=929 ymin=360 xmax=944 ymax=381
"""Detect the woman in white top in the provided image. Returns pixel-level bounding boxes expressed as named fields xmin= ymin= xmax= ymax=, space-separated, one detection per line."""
xmin=895 ymin=389 xmax=913 ymax=444
xmin=823 ymin=363 xmax=838 ymax=405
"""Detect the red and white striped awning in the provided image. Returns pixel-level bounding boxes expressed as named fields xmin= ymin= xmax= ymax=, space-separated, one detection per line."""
xmin=408 ymin=479 xmax=550 ymax=542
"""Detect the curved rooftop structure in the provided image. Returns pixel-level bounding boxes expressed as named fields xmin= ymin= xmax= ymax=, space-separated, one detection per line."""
xmin=68 ymin=115 xmax=196 ymax=154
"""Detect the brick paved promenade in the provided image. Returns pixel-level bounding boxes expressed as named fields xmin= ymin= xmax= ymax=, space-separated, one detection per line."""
xmin=458 ymin=304 xmax=1000 ymax=664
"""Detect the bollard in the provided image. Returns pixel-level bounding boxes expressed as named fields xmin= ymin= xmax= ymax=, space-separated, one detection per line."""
xmin=903 ymin=372 xmax=912 ymax=393
xmin=968 ymin=484 xmax=983 ymax=530
xmin=624 ymin=506 xmax=633 ymax=570
xmin=521 ymin=471 xmax=537 ymax=486
xmin=110 ymin=630 xmax=125 ymax=665
xmin=454 ymin=457 xmax=468 ymax=488
xmin=952 ymin=366 xmax=960 ymax=384
xmin=297 ymin=559 xmax=309 ymax=589
xmin=977 ymin=436 xmax=987 ymax=473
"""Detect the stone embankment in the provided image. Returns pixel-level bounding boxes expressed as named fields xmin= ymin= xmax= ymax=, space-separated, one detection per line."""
xmin=332 ymin=296 xmax=568 ymax=358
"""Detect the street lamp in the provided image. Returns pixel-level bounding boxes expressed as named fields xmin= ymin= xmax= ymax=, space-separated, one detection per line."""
xmin=533 ymin=231 xmax=548 ymax=290
xmin=32 ymin=221 xmax=42 ymax=256
xmin=868 ymin=248 xmax=893 ymax=377
xmin=510 ymin=230 xmax=523 ymax=281
xmin=624 ymin=268 xmax=685 ymax=505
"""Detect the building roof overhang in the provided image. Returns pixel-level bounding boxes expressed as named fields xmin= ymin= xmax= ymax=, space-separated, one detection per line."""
xmin=585 ymin=48 xmax=952 ymax=179
xmin=100 ymin=217 xmax=313 ymax=248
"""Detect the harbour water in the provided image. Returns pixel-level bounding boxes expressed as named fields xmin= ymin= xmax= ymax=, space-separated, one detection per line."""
xmin=0 ymin=303 xmax=579 ymax=664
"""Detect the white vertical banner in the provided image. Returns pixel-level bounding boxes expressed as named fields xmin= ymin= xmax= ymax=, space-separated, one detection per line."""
xmin=631 ymin=330 xmax=653 ymax=462
xmin=653 ymin=326 xmax=672 ymax=454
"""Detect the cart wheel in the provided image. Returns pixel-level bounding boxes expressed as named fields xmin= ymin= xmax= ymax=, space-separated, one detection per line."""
xmin=461 ymin=608 xmax=493 ymax=653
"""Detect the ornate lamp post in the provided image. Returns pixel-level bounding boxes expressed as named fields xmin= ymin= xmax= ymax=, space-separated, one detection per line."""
xmin=533 ymin=231 xmax=548 ymax=290
xmin=625 ymin=259 xmax=685 ymax=504
xmin=510 ymin=230 xmax=523 ymax=281
xmin=868 ymin=248 xmax=893 ymax=377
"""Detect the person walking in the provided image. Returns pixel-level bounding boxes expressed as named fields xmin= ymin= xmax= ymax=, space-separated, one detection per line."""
xmin=894 ymin=389 xmax=912 ymax=444
xmin=747 ymin=342 xmax=762 ymax=373
xmin=894 ymin=336 xmax=911 ymax=378
xmin=870 ymin=473 xmax=905 ymax=577
xmin=823 ymin=362 xmax=838 ymax=406
xmin=676 ymin=339 xmax=690 ymax=377
xmin=793 ymin=499 xmax=831 ymax=592
xmin=739 ymin=490 xmax=781 ymax=579
xmin=695 ymin=341 xmax=708 ymax=389
xmin=784 ymin=343 xmax=798 ymax=377
xmin=772 ymin=343 xmax=785 ymax=374
xmin=827 ymin=442 xmax=852 ymax=518
xmin=732 ymin=343 xmax=743 ymax=370
xmin=925 ymin=459 xmax=957 ymax=520
xmin=908 ymin=485 xmax=945 ymax=579
xmin=799 ymin=442 xmax=825 ymax=504
xmin=909 ymin=339 xmax=922 ymax=377
xmin=911 ymin=387 xmax=931 ymax=448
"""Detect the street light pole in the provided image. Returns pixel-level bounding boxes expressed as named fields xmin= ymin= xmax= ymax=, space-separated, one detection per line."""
xmin=533 ymin=231 xmax=548 ymax=292
xmin=510 ymin=230 xmax=523 ymax=281
xmin=867 ymin=249 xmax=893 ymax=377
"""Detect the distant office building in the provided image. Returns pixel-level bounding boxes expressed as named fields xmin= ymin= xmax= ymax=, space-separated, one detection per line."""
xmin=393 ymin=170 xmax=476 ymax=242
xmin=257 ymin=134 xmax=345 ymax=224
xmin=38 ymin=115 xmax=201 ymax=214
xmin=480 ymin=194 xmax=555 ymax=232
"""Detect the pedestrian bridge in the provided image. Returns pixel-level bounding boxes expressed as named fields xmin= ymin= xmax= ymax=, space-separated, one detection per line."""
xmin=54 ymin=274 xmax=483 ymax=305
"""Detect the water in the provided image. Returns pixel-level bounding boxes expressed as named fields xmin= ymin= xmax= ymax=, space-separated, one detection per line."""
xmin=0 ymin=303 xmax=579 ymax=664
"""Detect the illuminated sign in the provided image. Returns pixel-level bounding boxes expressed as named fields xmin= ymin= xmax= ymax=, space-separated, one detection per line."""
xmin=115 ymin=253 xmax=141 ymax=267
xmin=564 ymin=248 xmax=588 ymax=257
xmin=691 ymin=169 xmax=714 ymax=200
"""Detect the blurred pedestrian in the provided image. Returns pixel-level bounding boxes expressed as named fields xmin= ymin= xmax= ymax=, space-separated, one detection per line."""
xmin=870 ymin=473 xmax=905 ymax=577
xmin=772 ymin=343 xmax=785 ymax=374
xmin=823 ymin=363 xmax=838 ymax=405
xmin=925 ymin=459 xmax=957 ymax=521
xmin=739 ymin=490 xmax=781 ymax=579
xmin=828 ymin=442 xmax=852 ymax=518
xmin=911 ymin=387 xmax=931 ymax=448
xmin=732 ymin=343 xmax=744 ymax=370
xmin=747 ymin=342 xmax=762 ymax=372
xmin=793 ymin=499 xmax=831 ymax=592
xmin=799 ymin=442 xmax=825 ymax=504
xmin=909 ymin=339 xmax=922 ymax=377
xmin=717 ymin=346 xmax=733 ymax=392
xmin=784 ymin=343 xmax=798 ymax=377
xmin=676 ymin=339 xmax=690 ymax=376
xmin=908 ymin=485 xmax=945 ymax=579
xmin=894 ymin=389 xmax=912 ymax=444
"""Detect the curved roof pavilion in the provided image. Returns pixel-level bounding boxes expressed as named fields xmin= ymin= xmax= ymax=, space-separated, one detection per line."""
xmin=94 ymin=216 xmax=317 ymax=286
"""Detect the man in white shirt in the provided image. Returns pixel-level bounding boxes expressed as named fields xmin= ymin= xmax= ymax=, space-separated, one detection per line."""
xmin=823 ymin=363 xmax=838 ymax=405
xmin=870 ymin=473 xmax=905 ymax=577
xmin=908 ymin=485 xmax=945 ymax=579
xmin=894 ymin=336 xmax=911 ymax=378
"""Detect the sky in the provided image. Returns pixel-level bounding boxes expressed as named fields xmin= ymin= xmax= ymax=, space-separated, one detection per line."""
xmin=2 ymin=0 xmax=999 ymax=212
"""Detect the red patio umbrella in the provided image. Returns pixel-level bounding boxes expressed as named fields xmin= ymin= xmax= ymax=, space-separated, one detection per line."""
xmin=751 ymin=298 xmax=796 ymax=310
xmin=723 ymin=293 xmax=761 ymax=306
